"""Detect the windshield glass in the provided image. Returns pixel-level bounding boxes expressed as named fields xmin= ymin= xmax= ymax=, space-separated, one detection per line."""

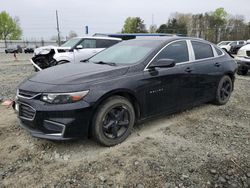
xmin=61 ymin=38 xmax=81 ymax=48
xmin=89 ymin=40 xmax=160 ymax=65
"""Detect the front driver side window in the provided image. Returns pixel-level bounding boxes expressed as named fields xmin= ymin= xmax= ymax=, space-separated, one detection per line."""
xmin=79 ymin=39 xmax=97 ymax=48
xmin=154 ymin=41 xmax=189 ymax=63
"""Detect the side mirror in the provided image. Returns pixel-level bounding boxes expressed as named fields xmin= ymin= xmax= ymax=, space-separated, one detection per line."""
xmin=149 ymin=59 xmax=176 ymax=69
xmin=75 ymin=45 xmax=83 ymax=50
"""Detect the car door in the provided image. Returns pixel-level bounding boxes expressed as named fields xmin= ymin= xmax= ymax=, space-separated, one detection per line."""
xmin=188 ymin=40 xmax=223 ymax=103
xmin=142 ymin=40 xmax=194 ymax=116
xmin=73 ymin=39 xmax=104 ymax=62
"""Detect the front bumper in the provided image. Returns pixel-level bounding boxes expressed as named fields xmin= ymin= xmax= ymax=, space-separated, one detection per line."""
xmin=30 ymin=59 xmax=42 ymax=71
xmin=14 ymin=98 xmax=93 ymax=140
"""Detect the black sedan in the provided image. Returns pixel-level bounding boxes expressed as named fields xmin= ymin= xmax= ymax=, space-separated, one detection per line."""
xmin=24 ymin=46 xmax=35 ymax=53
xmin=15 ymin=37 xmax=237 ymax=146
xmin=5 ymin=45 xmax=22 ymax=53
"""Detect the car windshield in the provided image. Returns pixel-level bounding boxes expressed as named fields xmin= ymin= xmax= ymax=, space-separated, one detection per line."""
xmin=89 ymin=40 xmax=159 ymax=65
xmin=61 ymin=38 xmax=81 ymax=48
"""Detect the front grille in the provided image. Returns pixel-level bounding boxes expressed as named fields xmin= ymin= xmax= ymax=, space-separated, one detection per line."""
xmin=18 ymin=89 xmax=39 ymax=98
xmin=246 ymin=51 xmax=250 ymax=57
xmin=19 ymin=104 xmax=36 ymax=120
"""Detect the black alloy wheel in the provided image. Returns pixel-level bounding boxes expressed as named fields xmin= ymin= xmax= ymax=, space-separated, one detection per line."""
xmin=102 ymin=106 xmax=130 ymax=139
xmin=214 ymin=75 xmax=232 ymax=105
xmin=92 ymin=96 xmax=135 ymax=146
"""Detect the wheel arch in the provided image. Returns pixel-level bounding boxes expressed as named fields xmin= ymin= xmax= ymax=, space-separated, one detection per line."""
xmin=88 ymin=89 xmax=141 ymax=137
xmin=224 ymin=71 xmax=235 ymax=90
xmin=95 ymin=89 xmax=141 ymax=120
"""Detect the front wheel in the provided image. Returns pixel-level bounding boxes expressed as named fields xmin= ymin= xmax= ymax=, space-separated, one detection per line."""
xmin=214 ymin=75 xmax=233 ymax=105
xmin=92 ymin=96 xmax=135 ymax=146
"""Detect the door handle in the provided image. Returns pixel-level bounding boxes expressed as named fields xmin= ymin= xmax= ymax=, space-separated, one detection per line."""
xmin=185 ymin=67 xmax=193 ymax=73
xmin=214 ymin=62 xmax=221 ymax=67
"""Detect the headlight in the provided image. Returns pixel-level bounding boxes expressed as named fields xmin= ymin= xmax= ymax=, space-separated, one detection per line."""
xmin=41 ymin=90 xmax=89 ymax=104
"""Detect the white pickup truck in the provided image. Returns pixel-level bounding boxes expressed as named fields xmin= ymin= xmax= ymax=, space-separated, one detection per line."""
xmin=31 ymin=36 xmax=121 ymax=71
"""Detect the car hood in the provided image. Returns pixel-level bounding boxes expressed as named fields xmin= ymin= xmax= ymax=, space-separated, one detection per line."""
xmin=239 ymin=44 xmax=250 ymax=50
xmin=28 ymin=62 xmax=129 ymax=85
xmin=34 ymin=46 xmax=70 ymax=55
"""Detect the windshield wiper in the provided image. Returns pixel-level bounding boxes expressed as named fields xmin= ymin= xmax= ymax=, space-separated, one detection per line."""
xmin=80 ymin=59 xmax=90 ymax=63
xmin=93 ymin=61 xmax=116 ymax=66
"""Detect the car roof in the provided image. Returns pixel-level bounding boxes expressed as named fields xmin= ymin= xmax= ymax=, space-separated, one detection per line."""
xmin=72 ymin=36 xmax=122 ymax=41
xmin=115 ymin=36 xmax=210 ymax=50
xmin=130 ymin=36 xmax=205 ymax=44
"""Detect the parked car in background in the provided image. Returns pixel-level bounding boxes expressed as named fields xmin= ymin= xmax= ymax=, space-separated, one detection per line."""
xmin=15 ymin=37 xmax=237 ymax=146
xmin=24 ymin=45 xmax=36 ymax=53
xmin=217 ymin=41 xmax=233 ymax=47
xmin=31 ymin=37 xmax=121 ymax=71
xmin=218 ymin=40 xmax=246 ymax=52
xmin=5 ymin=45 xmax=22 ymax=53
xmin=235 ymin=44 xmax=250 ymax=75
xmin=229 ymin=43 xmax=247 ymax=54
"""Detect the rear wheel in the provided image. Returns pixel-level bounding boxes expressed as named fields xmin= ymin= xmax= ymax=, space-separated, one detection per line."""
xmin=92 ymin=96 xmax=135 ymax=146
xmin=214 ymin=75 xmax=233 ymax=105
xmin=237 ymin=67 xmax=248 ymax=75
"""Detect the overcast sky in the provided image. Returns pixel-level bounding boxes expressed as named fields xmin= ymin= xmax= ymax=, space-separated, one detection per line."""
xmin=1 ymin=0 xmax=250 ymax=40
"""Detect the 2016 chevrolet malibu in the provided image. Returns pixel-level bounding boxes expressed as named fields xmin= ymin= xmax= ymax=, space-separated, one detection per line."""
xmin=15 ymin=37 xmax=237 ymax=146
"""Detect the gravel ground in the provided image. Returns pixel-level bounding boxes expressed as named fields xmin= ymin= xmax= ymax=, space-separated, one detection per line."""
xmin=0 ymin=53 xmax=250 ymax=188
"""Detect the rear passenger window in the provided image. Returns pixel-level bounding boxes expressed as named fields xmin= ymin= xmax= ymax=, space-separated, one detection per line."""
xmin=191 ymin=41 xmax=214 ymax=60
xmin=97 ymin=39 xmax=120 ymax=48
xmin=155 ymin=41 xmax=189 ymax=63
xmin=215 ymin=47 xmax=223 ymax=56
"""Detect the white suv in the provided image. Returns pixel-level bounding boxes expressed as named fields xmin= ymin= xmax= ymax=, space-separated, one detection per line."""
xmin=31 ymin=36 xmax=121 ymax=70
xmin=235 ymin=42 xmax=250 ymax=75
xmin=217 ymin=40 xmax=246 ymax=52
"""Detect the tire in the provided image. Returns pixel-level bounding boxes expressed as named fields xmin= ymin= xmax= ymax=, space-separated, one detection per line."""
xmin=214 ymin=75 xmax=233 ymax=105
xmin=92 ymin=96 xmax=135 ymax=146
xmin=237 ymin=68 xmax=248 ymax=75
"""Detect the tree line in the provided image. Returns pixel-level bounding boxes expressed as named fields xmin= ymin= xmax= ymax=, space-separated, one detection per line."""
xmin=1 ymin=8 xmax=250 ymax=45
xmin=122 ymin=8 xmax=250 ymax=43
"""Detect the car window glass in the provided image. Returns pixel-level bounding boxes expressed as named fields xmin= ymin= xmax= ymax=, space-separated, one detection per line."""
xmin=90 ymin=45 xmax=153 ymax=64
xmin=191 ymin=41 xmax=214 ymax=60
xmin=239 ymin=41 xmax=244 ymax=45
xmin=215 ymin=47 xmax=223 ymax=56
xmin=229 ymin=42 xmax=237 ymax=46
xmin=79 ymin=39 xmax=96 ymax=48
xmin=97 ymin=39 xmax=120 ymax=48
xmin=154 ymin=41 xmax=189 ymax=63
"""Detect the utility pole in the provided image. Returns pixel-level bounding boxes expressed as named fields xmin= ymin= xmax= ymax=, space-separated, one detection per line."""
xmin=56 ymin=10 xmax=61 ymax=45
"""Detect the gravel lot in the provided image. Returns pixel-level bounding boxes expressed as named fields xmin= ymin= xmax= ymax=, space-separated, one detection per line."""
xmin=0 ymin=53 xmax=250 ymax=188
